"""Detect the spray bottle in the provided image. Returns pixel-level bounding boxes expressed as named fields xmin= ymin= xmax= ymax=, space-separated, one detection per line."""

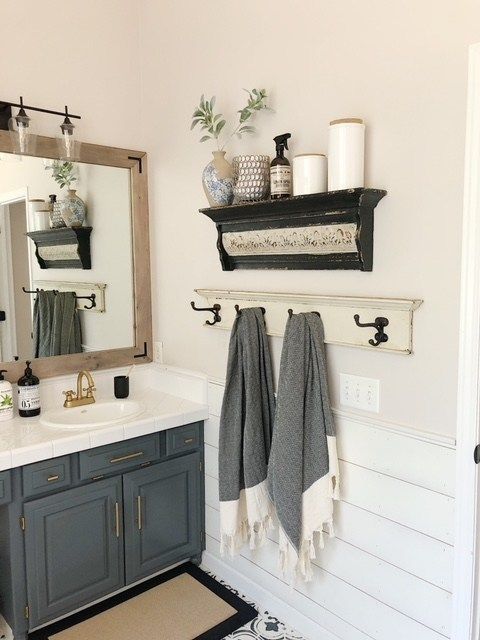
xmin=270 ymin=133 xmax=292 ymax=199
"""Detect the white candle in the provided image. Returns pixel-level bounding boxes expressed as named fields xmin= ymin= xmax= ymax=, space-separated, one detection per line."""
xmin=328 ymin=118 xmax=365 ymax=191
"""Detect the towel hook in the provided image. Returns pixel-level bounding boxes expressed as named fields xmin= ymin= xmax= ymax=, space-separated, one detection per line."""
xmin=235 ymin=305 xmax=266 ymax=316
xmin=353 ymin=314 xmax=389 ymax=347
xmin=190 ymin=301 xmax=221 ymax=325
xmin=287 ymin=309 xmax=320 ymax=318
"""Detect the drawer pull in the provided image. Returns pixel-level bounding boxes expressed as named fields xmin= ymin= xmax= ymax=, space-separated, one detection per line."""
xmin=137 ymin=495 xmax=142 ymax=531
xmin=47 ymin=475 xmax=60 ymax=482
xmin=184 ymin=438 xmax=194 ymax=444
xmin=115 ymin=502 xmax=120 ymax=538
xmin=109 ymin=451 xmax=144 ymax=464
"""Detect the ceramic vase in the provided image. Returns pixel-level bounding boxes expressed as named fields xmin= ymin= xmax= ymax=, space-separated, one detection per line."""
xmin=232 ymin=155 xmax=270 ymax=202
xmin=60 ymin=189 xmax=86 ymax=228
xmin=202 ymin=151 xmax=234 ymax=207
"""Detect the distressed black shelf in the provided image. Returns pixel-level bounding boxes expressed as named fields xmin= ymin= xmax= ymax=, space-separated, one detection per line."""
xmin=26 ymin=227 xmax=92 ymax=269
xmin=200 ymin=188 xmax=387 ymax=271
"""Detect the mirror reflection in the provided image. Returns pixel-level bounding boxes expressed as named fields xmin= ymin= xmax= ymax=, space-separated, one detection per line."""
xmin=0 ymin=153 xmax=135 ymax=363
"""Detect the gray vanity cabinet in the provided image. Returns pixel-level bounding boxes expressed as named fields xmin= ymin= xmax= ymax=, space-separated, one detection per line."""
xmin=123 ymin=451 xmax=201 ymax=584
xmin=24 ymin=477 xmax=124 ymax=628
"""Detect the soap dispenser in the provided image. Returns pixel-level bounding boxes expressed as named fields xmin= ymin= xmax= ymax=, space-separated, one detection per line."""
xmin=0 ymin=370 xmax=13 ymax=421
xmin=17 ymin=361 xmax=41 ymax=418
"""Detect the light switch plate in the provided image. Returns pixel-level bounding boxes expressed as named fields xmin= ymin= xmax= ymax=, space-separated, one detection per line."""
xmin=339 ymin=373 xmax=380 ymax=413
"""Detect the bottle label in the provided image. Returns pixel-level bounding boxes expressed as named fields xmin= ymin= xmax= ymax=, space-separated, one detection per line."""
xmin=18 ymin=385 xmax=40 ymax=411
xmin=0 ymin=390 xmax=13 ymax=419
xmin=270 ymin=166 xmax=292 ymax=195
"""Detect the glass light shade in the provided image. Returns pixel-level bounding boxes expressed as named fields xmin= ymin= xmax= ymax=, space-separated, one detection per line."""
xmin=57 ymin=115 xmax=81 ymax=161
xmin=8 ymin=114 xmax=37 ymax=156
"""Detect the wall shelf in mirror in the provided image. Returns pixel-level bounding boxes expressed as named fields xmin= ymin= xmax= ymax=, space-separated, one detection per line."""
xmin=33 ymin=281 xmax=106 ymax=312
xmin=26 ymin=227 xmax=92 ymax=269
xmin=200 ymin=187 xmax=387 ymax=271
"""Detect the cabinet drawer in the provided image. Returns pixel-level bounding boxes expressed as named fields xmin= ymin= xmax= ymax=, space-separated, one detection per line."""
xmin=0 ymin=470 xmax=11 ymax=505
xmin=23 ymin=457 xmax=71 ymax=498
xmin=166 ymin=422 xmax=201 ymax=457
xmin=79 ymin=435 xmax=160 ymax=480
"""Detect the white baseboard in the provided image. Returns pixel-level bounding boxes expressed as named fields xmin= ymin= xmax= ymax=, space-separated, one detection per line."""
xmin=202 ymin=551 xmax=339 ymax=640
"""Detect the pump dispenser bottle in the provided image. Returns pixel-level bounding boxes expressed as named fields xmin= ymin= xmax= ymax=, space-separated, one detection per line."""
xmin=17 ymin=361 xmax=41 ymax=418
xmin=0 ymin=370 xmax=13 ymax=421
xmin=270 ymin=133 xmax=292 ymax=199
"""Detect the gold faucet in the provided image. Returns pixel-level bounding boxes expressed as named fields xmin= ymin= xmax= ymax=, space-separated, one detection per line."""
xmin=63 ymin=370 xmax=96 ymax=408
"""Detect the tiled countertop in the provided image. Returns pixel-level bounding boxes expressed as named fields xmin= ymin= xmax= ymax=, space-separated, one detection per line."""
xmin=0 ymin=387 xmax=208 ymax=471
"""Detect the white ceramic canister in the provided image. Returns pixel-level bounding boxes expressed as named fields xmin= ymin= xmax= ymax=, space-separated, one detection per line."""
xmin=293 ymin=154 xmax=327 ymax=196
xmin=328 ymin=118 xmax=365 ymax=191
xmin=28 ymin=199 xmax=46 ymax=229
xmin=32 ymin=209 xmax=51 ymax=231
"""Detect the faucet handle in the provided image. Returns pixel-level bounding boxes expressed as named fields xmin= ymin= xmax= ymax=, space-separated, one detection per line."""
xmin=63 ymin=390 xmax=76 ymax=406
xmin=84 ymin=386 xmax=96 ymax=398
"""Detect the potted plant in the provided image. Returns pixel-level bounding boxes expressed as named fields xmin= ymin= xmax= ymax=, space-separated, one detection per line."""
xmin=191 ymin=89 xmax=270 ymax=206
xmin=46 ymin=160 xmax=86 ymax=228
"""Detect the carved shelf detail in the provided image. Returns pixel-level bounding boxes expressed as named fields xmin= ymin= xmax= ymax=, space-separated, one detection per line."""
xmin=26 ymin=227 xmax=92 ymax=270
xmin=200 ymin=188 xmax=387 ymax=271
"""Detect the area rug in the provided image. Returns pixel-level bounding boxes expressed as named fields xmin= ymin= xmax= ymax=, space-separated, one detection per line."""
xmin=28 ymin=564 xmax=258 ymax=640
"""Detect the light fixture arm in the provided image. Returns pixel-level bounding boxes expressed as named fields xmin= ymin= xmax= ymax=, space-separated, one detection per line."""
xmin=0 ymin=97 xmax=81 ymax=131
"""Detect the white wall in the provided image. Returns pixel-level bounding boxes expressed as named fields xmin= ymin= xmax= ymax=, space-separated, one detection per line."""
xmin=139 ymin=0 xmax=480 ymax=438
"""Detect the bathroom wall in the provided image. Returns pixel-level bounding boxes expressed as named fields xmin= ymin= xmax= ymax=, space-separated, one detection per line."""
xmin=139 ymin=0 xmax=480 ymax=438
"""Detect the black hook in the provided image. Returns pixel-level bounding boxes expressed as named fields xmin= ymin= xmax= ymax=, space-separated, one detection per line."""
xmin=190 ymin=301 xmax=221 ymax=325
xmin=235 ymin=305 xmax=265 ymax=316
xmin=288 ymin=309 xmax=320 ymax=318
xmin=353 ymin=314 xmax=389 ymax=347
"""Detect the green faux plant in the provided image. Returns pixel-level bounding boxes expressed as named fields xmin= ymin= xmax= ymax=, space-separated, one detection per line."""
xmin=191 ymin=89 xmax=270 ymax=150
xmin=46 ymin=160 xmax=77 ymax=189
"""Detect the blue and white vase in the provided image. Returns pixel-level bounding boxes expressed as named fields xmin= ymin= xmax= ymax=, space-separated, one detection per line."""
xmin=60 ymin=189 xmax=86 ymax=228
xmin=202 ymin=151 xmax=234 ymax=207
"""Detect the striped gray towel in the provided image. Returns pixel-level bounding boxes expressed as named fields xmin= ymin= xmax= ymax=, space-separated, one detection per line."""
xmin=219 ymin=307 xmax=275 ymax=555
xmin=267 ymin=311 xmax=339 ymax=581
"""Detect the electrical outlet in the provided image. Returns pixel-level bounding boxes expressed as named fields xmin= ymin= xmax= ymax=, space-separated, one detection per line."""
xmin=153 ymin=341 xmax=163 ymax=363
xmin=339 ymin=373 xmax=380 ymax=413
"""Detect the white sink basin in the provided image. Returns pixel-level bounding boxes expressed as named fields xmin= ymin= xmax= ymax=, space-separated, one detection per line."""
xmin=40 ymin=400 xmax=145 ymax=429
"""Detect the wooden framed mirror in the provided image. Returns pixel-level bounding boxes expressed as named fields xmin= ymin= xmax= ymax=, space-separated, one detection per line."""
xmin=0 ymin=130 xmax=152 ymax=381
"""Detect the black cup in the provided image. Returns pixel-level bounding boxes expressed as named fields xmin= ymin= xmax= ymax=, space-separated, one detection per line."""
xmin=114 ymin=375 xmax=129 ymax=399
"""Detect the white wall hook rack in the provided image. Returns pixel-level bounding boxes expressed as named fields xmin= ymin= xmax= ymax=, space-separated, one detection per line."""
xmin=33 ymin=280 xmax=106 ymax=313
xmin=193 ymin=289 xmax=423 ymax=354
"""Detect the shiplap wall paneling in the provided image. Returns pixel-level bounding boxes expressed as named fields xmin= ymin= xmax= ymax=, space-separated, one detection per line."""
xmin=203 ymin=381 xmax=455 ymax=640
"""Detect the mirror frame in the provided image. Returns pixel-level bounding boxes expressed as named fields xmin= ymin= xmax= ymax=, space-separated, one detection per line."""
xmin=0 ymin=130 xmax=152 ymax=381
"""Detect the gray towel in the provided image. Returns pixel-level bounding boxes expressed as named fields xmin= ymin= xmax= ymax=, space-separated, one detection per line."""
xmin=50 ymin=292 xmax=83 ymax=356
xmin=267 ymin=312 xmax=339 ymax=581
xmin=219 ymin=307 xmax=275 ymax=555
xmin=33 ymin=291 xmax=56 ymax=358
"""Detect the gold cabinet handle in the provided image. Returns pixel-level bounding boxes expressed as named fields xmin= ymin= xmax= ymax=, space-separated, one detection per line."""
xmin=184 ymin=438 xmax=194 ymax=444
xmin=47 ymin=475 xmax=60 ymax=482
xmin=109 ymin=451 xmax=144 ymax=464
xmin=115 ymin=502 xmax=120 ymax=538
xmin=137 ymin=495 xmax=142 ymax=531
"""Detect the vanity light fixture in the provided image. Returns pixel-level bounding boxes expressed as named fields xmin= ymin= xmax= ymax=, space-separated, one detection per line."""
xmin=0 ymin=96 xmax=81 ymax=156
xmin=58 ymin=105 xmax=81 ymax=160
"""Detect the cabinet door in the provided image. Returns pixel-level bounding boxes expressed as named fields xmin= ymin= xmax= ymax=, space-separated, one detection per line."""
xmin=24 ymin=477 xmax=124 ymax=628
xmin=123 ymin=452 xmax=202 ymax=584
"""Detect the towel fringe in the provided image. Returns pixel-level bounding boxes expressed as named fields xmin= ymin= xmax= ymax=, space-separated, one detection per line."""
xmin=221 ymin=512 xmax=274 ymax=557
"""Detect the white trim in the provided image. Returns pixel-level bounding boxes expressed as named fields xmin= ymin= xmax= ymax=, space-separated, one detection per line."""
xmin=208 ymin=375 xmax=456 ymax=449
xmin=195 ymin=288 xmax=422 ymax=312
xmin=452 ymin=42 xmax=480 ymax=640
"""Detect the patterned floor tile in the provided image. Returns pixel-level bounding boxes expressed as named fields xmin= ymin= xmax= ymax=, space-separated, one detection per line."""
xmin=202 ymin=567 xmax=306 ymax=640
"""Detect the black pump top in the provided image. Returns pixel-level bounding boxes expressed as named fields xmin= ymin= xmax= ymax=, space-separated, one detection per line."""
xmin=274 ymin=133 xmax=291 ymax=156
xmin=0 ymin=370 xmax=7 ymax=381
xmin=24 ymin=361 xmax=33 ymax=377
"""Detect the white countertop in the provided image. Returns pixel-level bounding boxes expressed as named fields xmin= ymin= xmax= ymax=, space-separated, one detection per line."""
xmin=0 ymin=387 xmax=209 ymax=471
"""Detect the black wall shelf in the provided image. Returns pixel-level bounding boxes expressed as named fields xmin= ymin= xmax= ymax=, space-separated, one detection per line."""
xmin=26 ymin=227 xmax=92 ymax=270
xmin=200 ymin=188 xmax=387 ymax=271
